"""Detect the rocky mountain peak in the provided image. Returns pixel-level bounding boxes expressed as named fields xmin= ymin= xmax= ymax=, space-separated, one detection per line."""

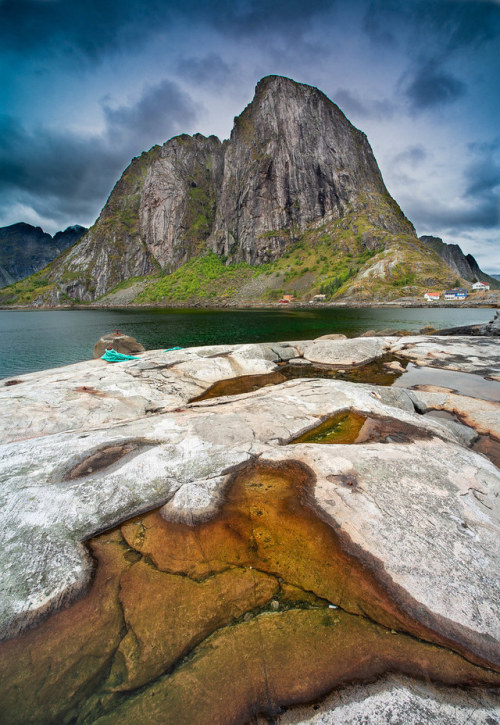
xmin=211 ymin=76 xmax=395 ymax=264
xmin=3 ymin=76 xmax=459 ymax=305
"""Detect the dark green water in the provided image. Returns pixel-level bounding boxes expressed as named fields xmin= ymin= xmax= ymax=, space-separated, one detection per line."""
xmin=0 ymin=307 xmax=493 ymax=380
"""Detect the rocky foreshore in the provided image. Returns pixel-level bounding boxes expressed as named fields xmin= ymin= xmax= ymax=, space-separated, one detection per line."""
xmin=0 ymin=331 xmax=499 ymax=724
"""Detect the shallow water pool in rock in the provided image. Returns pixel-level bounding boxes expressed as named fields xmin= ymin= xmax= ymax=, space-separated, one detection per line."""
xmin=393 ymin=364 xmax=500 ymax=403
xmin=290 ymin=410 xmax=434 ymax=446
xmin=191 ymin=355 xmax=405 ymax=403
xmin=0 ymin=461 xmax=498 ymax=724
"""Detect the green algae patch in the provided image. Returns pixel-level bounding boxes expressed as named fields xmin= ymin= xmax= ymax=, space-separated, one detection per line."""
xmin=292 ymin=410 xmax=367 ymax=444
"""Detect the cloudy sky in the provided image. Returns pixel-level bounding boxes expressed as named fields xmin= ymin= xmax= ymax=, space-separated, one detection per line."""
xmin=0 ymin=0 xmax=499 ymax=272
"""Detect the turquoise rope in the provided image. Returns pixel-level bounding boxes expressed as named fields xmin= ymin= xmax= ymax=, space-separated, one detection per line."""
xmin=101 ymin=349 xmax=140 ymax=362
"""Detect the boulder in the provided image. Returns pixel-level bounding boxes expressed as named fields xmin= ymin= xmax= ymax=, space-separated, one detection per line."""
xmin=314 ymin=333 xmax=348 ymax=341
xmin=93 ymin=331 xmax=145 ymax=358
xmin=304 ymin=337 xmax=390 ymax=366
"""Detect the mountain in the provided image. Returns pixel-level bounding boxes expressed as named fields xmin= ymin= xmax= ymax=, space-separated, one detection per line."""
xmin=1 ymin=76 xmax=461 ymax=306
xmin=419 ymin=236 xmax=500 ymax=289
xmin=0 ymin=223 xmax=87 ymax=289
xmin=491 ymin=274 xmax=500 ymax=282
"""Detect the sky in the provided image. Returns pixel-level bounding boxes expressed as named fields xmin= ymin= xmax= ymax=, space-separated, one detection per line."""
xmin=0 ymin=0 xmax=499 ymax=272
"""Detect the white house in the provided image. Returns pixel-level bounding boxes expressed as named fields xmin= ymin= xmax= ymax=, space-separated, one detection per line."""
xmin=424 ymin=292 xmax=440 ymax=301
xmin=472 ymin=281 xmax=490 ymax=291
xmin=444 ymin=288 xmax=468 ymax=300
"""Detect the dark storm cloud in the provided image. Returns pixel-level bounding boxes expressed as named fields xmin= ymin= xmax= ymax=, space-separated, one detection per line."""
xmin=363 ymin=0 xmax=500 ymax=55
xmin=103 ymin=79 xmax=199 ymax=149
xmin=333 ymin=89 xmax=395 ymax=121
xmin=463 ymin=140 xmax=500 ymax=227
xmin=0 ymin=78 xmax=200 ymax=224
xmin=405 ymin=141 xmax=500 ymax=233
xmin=199 ymin=0 xmax=335 ymax=35
xmin=176 ymin=54 xmax=233 ymax=87
xmin=0 ymin=0 xmax=337 ymax=64
xmin=403 ymin=62 xmax=466 ymax=111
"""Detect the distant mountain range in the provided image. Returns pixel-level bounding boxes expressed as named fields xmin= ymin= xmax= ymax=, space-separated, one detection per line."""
xmin=0 ymin=76 xmax=497 ymax=306
xmin=419 ymin=236 xmax=499 ymax=289
xmin=0 ymin=223 xmax=87 ymax=288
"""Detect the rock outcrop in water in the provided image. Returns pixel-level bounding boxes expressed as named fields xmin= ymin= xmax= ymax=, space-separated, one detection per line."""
xmin=1 ymin=76 xmax=460 ymax=306
xmin=0 ymin=223 xmax=86 ymax=288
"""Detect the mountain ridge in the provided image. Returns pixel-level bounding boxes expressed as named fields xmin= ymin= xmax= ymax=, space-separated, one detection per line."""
xmin=419 ymin=235 xmax=499 ymax=290
xmin=0 ymin=223 xmax=87 ymax=289
xmin=0 ymin=76 xmax=468 ymax=306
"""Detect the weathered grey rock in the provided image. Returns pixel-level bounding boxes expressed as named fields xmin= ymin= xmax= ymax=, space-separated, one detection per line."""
xmin=274 ymin=673 xmax=500 ymax=724
xmin=314 ymin=333 xmax=348 ymax=341
xmin=410 ymin=390 xmax=500 ymax=439
xmin=0 ymin=223 xmax=86 ymax=288
xmin=390 ymin=335 xmax=500 ymax=375
xmin=93 ymin=331 xmax=146 ymax=358
xmin=304 ymin=337 xmax=390 ymax=366
xmin=383 ymin=360 xmax=405 ymax=373
xmin=420 ymin=234 xmax=499 ymax=288
xmin=1 ymin=357 xmax=498 ymax=669
xmin=0 ymin=344 xmax=278 ymax=442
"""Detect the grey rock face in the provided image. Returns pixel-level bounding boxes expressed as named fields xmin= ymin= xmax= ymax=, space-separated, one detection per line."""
xmin=209 ymin=76 xmax=410 ymax=264
xmin=0 ymin=223 xmax=86 ymax=288
xmin=140 ymin=134 xmax=224 ymax=271
xmin=39 ymin=76 xmax=417 ymax=301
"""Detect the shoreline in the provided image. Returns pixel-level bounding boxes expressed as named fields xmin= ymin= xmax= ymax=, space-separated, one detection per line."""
xmin=1 ymin=299 xmax=499 ymax=312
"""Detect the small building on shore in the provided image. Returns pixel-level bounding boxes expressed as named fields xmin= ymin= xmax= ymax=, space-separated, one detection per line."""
xmin=471 ymin=281 xmax=490 ymax=291
xmin=424 ymin=292 xmax=440 ymax=301
xmin=444 ymin=288 xmax=468 ymax=300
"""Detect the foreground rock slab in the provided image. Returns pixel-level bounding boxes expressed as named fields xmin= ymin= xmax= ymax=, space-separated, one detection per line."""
xmin=0 ymin=336 xmax=499 ymax=723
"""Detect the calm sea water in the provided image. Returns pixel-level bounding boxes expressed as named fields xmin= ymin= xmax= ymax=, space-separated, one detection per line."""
xmin=0 ymin=307 xmax=494 ymax=380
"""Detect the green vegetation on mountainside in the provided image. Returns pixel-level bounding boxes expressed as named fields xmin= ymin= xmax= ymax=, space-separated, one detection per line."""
xmin=120 ymin=196 xmax=461 ymax=305
xmin=0 ymin=189 xmax=467 ymax=307
xmin=135 ymin=254 xmax=255 ymax=303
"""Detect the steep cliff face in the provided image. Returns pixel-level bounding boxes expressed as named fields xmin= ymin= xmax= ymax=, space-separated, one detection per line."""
xmin=140 ymin=134 xmax=223 ymax=271
xmin=46 ymin=149 xmax=162 ymax=301
xmin=0 ymin=223 xmax=86 ymax=288
xmin=1 ymin=76 xmax=462 ymax=305
xmin=210 ymin=76 xmax=412 ymax=264
xmin=420 ymin=236 xmax=500 ymax=289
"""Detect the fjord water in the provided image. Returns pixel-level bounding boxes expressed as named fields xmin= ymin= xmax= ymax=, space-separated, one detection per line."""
xmin=0 ymin=307 xmax=493 ymax=379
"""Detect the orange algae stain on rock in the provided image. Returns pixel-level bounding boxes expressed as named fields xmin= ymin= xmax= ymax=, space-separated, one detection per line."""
xmin=92 ymin=609 xmax=500 ymax=725
xmin=105 ymin=561 xmax=278 ymax=692
xmin=121 ymin=462 xmax=497 ymax=667
xmin=0 ymin=529 xmax=131 ymax=725
xmin=0 ymin=461 xmax=499 ymax=725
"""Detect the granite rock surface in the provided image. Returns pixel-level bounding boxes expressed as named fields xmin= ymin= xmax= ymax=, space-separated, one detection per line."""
xmin=0 ymin=334 xmax=499 ymax=723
